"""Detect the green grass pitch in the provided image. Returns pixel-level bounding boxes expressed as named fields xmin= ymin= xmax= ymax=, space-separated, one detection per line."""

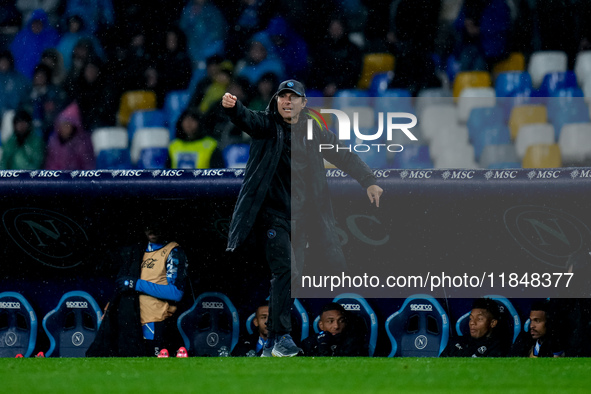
xmin=2 ymin=357 xmax=590 ymax=393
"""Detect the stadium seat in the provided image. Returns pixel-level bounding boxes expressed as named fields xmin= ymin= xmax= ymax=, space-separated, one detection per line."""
xmin=95 ymin=148 xmax=132 ymax=169
xmin=163 ymin=90 xmax=191 ymax=137
xmin=1 ymin=109 xmax=14 ymax=144
xmin=455 ymin=295 xmax=521 ymax=345
xmin=429 ymin=125 xmax=469 ymax=162
xmin=369 ymin=71 xmax=394 ymax=96
xmin=558 ymin=123 xmax=591 ymax=165
xmin=457 ymin=87 xmax=496 ymax=124
xmin=391 ymin=144 xmax=433 ymax=169
xmin=357 ymin=53 xmax=395 ymax=90
xmin=472 ymin=125 xmax=511 ymax=161
xmin=522 ymin=143 xmax=562 ymax=168
xmin=508 ymin=104 xmax=548 ymax=139
xmin=415 ymin=88 xmax=453 ymax=119
xmin=480 ymin=144 xmax=519 ymax=168
xmin=223 ymin=143 xmax=250 ymax=168
xmin=42 ymin=291 xmax=102 ymax=357
xmin=128 ymin=109 xmax=167 ymax=142
xmin=333 ymin=89 xmax=371 ymax=109
xmin=452 ymin=71 xmax=492 ymax=99
xmin=385 ymin=294 xmax=450 ymax=357
xmin=117 ymin=90 xmax=157 ymax=127
xmin=492 ymin=52 xmax=525 ymax=75
xmin=312 ymin=293 xmax=378 ymax=357
xmin=527 ymin=51 xmax=568 ymax=89
xmin=494 ymin=71 xmax=533 ymax=97
xmin=514 ymin=123 xmax=555 ymax=160
xmin=466 ymin=106 xmax=505 ymax=143
xmin=246 ymin=299 xmax=309 ymax=343
xmin=536 ymin=71 xmax=578 ymax=98
xmin=0 ymin=292 xmax=37 ymax=358
xmin=91 ymin=127 xmax=128 ymax=157
xmin=434 ymin=142 xmax=478 ymax=169
xmin=420 ymin=104 xmax=458 ymax=143
xmin=547 ymin=95 xmax=590 ymax=139
xmin=130 ymin=127 xmax=170 ymax=165
xmin=375 ymin=89 xmax=413 ymax=113
xmin=177 ymin=292 xmax=239 ymax=357
xmin=137 ymin=147 xmax=169 ymax=169
xmin=574 ymin=50 xmax=591 ymax=88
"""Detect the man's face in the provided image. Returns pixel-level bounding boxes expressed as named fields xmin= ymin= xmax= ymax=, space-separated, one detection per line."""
xmin=145 ymin=228 xmax=162 ymax=244
xmin=253 ymin=306 xmax=269 ymax=338
xmin=318 ymin=309 xmax=346 ymax=335
xmin=277 ymin=91 xmax=306 ymax=124
xmin=468 ymin=308 xmax=497 ymax=339
xmin=529 ymin=310 xmax=547 ymax=340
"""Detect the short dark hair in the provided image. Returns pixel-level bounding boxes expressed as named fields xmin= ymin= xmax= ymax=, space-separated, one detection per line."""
xmin=471 ymin=298 xmax=500 ymax=320
xmin=13 ymin=109 xmax=33 ymax=125
xmin=531 ymin=299 xmax=549 ymax=313
xmin=321 ymin=302 xmax=346 ymax=316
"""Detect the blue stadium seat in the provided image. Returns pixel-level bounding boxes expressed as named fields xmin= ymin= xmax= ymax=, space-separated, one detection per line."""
xmin=312 ymin=293 xmax=378 ymax=357
xmin=472 ymin=125 xmax=511 ymax=161
xmin=547 ymin=93 xmax=590 ymax=139
xmin=223 ymin=143 xmax=250 ymax=168
xmin=128 ymin=110 xmax=166 ymax=142
xmin=494 ymin=71 xmax=533 ymax=97
xmin=333 ymin=89 xmax=371 ymax=109
xmin=177 ymin=292 xmax=239 ymax=357
xmin=455 ymin=295 xmax=521 ymax=344
xmin=164 ymin=90 xmax=191 ymax=137
xmin=385 ymin=294 xmax=450 ymax=357
xmin=369 ymin=72 xmax=394 ymax=96
xmin=0 ymin=292 xmax=37 ymax=358
xmin=246 ymin=298 xmax=309 ymax=342
xmin=305 ymin=89 xmax=324 ymax=98
xmin=95 ymin=148 xmax=132 ymax=169
xmin=392 ymin=144 xmax=433 ymax=169
xmin=374 ymin=89 xmax=414 ymax=115
xmin=136 ymin=147 xmax=169 ymax=169
xmin=42 ymin=291 xmax=102 ymax=357
xmin=466 ymin=106 xmax=505 ymax=143
xmin=536 ymin=71 xmax=578 ymax=98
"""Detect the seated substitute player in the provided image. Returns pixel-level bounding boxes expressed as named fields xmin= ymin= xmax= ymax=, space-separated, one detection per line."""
xmin=301 ymin=302 xmax=368 ymax=357
xmin=87 ymin=219 xmax=189 ymax=357
xmin=509 ymin=300 xmax=565 ymax=357
xmin=232 ymin=301 xmax=270 ymax=357
xmin=441 ymin=298 xmax=509 ymax=357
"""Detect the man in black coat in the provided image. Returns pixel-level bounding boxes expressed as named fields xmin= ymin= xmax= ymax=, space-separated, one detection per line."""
xmin=221 ymin=80 xmax=383 ymax=357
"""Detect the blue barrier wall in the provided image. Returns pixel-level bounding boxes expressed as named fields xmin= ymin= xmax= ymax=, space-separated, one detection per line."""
xmin=1 ymin=168 xmax=590 ymax=356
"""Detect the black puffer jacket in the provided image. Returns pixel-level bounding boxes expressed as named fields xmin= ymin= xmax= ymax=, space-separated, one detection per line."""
xmin=223 ymin=95 xmax=376 ymax=252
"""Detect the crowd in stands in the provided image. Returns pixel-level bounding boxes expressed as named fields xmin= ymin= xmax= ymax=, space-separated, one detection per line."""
xmin=1 ymin=0 xmax=591 ymax=171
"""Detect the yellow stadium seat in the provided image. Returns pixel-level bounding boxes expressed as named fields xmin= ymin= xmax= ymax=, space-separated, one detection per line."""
xmin=117 ymin=90 xmax=157 ymax=127
xmin=508 ymin=104 xmax=548 ymax=140
xmin=522 ymin=143 xmax=562 ymax=168
xmin=452 ymin=71 xmax=492 ymax=99
xmin=492 ymin=52 xmax=525 ymax=75
xmin=357 ymin=53 xmax=395 ymax=90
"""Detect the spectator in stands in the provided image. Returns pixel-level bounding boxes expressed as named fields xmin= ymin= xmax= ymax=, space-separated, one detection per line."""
xmin=441 ymin=297 xmax=509 ymax=357
xmin=0 ymin=1 xmax=22 ymax=50
xmin=309 ymin=16 xmax=363 ymax=97
xmin=453 ymin=0 xmax=512 ymax=71
xmin=40 ymin=48 xmax=65 ymax=86
xmin=87 ymin=219 xmax=189 ymax=357
xmin=63 ymin=0 xmax=115 ymax=35
xmin=193 ymin=59 xmax=233 ymax=115
xmin=44 ymin=101 xmax=95 ymax=170
xmin=261 ymin=16 xmax=309 ymax=80
xmin=62 ymin=37 xmax=101 ymax=99
xmin=248 ymin=72 xmax=278 ymax=111
xmin=0 ymin=49 xmax=30 ymax=114
xmin=168 ymin=108 xmax=224 ymax=169
xmin=387 ymin=0 xmax=442 ymax=95
xmin=9 ymin=8 xmax=59 ymax=79
xmin=232 ymin=301 xmax=270 ymax=357
xmin=15 ymin=0 xmax=61 ymax=30
xmin=509 ymin=300 xmax=565 ymax=357
xmin=68 ymin=56 xmax=117 ymax=130
xmin=179 ymin=0 xmax=227 ymax=69
xmin=302 ymin=302 xmax=368 ymax=357
xmin=56 ymin=14 xmax=106 ymax=72
xmin=23 ymin=63 xmax=68 ymax=140
xmin=235 ymin=35 xmax=285 ymax=88
xmin=155 ymin=26 xmax=193 ymax=95
xmin=0 ymin=109 xmax=44 ymax=170
xmin=221 ymin=80 xmax=382 ymax=357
